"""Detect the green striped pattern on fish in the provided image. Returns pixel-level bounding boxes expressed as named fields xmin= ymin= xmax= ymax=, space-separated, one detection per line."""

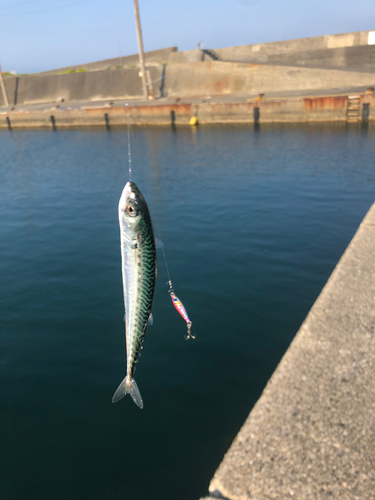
xmin=112 ymin=181 xmax=157 ymax=409
xmin=125 ymin=212 xmax=156 ymax=374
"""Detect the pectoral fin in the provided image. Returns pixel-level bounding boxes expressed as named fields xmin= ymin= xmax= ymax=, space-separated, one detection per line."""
xmin=148 ymin=313 xmax=153 ymax=326
xmin=155 ymin=237 xmax=164 ymax=249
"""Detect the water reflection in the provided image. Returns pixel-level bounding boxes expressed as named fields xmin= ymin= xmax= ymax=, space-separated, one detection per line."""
xmin=1 ymin=124 xmax=375 ymax=500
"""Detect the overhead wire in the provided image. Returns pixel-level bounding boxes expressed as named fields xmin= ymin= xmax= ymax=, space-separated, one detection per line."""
xmin=3 ymin=0 xmax=43 ymax=8
xmin=0 ymin=0 xmax=88 ymax=16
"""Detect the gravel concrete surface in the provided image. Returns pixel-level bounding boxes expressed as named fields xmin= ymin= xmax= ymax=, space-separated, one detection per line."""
xmin=203 ymin=203 xmax=375 ymax=500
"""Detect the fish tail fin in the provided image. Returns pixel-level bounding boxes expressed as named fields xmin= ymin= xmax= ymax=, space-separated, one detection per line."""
xmin=112 ymin=375 xmax=144 ymax=409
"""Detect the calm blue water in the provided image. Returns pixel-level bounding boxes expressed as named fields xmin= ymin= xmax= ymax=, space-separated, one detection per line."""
xmin=1 ymin=123 xmax=374 ymax=500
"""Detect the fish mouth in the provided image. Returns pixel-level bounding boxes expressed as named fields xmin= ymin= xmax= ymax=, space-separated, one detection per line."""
xmin=124 ymin=181 xmax=137 ymax=200
xmin=119 ymin=181 xmax=137 ymax=212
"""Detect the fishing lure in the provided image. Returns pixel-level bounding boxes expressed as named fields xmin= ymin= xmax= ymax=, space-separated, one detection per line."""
xmin=168 ymin=281 xmax=195 ymax=340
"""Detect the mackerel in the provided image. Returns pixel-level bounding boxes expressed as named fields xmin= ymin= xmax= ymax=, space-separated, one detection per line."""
xmin=112 ymin=181 xmax=157 ymax=409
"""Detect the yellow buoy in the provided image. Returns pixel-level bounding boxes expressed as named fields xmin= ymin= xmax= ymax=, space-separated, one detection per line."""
xmin=189 ymin=116 xmax=198 ymax=126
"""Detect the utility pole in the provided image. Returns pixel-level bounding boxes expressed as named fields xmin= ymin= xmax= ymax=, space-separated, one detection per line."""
xmin=133 ymin=0 xmax=148 ymax=100
xmin=0 ymin=62 xmax=10 ymax=107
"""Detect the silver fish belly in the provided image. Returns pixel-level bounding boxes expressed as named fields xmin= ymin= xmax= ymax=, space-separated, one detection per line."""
xmin=112 ymin=181 xmax=157 ymax=409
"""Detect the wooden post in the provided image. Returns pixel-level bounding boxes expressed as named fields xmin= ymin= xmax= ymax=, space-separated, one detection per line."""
xmin=146 ymin=70 xmax=154 ymax=99
xmin=133 ymin=0 xmax=148 ymax=100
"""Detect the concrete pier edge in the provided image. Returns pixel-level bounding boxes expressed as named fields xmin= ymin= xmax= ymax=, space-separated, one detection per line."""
xmin=0 ymin=91 xmax=375 ymax=128
xmin=201 ymin=202 xmax=375 ymax=500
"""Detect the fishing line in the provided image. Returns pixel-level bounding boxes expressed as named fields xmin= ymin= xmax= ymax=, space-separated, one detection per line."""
xmin=126 ymin=104 xmax=132 ymax=181
xmin=120 ymin=63 xmax=194 ymax=340
xmin=116 ymin=29 xmax=133 ymax=183
xmin=151 ymin=206 xmax=195 ymax=341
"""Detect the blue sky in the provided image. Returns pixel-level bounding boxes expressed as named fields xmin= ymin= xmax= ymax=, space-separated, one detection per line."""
xmin=0 ymin=0 xmax=374 ymax=73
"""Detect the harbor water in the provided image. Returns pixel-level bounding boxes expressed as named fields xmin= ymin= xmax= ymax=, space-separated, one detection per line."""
xmin=1 ymin=123 xmax=375 ymax=500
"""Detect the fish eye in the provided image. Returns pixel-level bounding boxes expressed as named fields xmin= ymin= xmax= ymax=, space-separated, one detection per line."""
xmin=126 ymin=204 xmax=137 ymax=217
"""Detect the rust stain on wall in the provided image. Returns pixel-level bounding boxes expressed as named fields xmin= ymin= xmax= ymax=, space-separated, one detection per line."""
xmin=303 ymin=96 xmax=347 ymax=112
xmin=214 ymin=77 xmax=230 ymax=93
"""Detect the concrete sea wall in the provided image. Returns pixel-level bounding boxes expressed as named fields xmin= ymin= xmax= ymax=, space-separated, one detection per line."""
xmin=260 ymin=45 xmax=375 ymax=72
xmin=164 ymin=61 xmax=375 ymax=97
xmin=2 ymin=61 xmax=374 ymax=108
xmin=170 ymin=30 xmax=375 ymax=64
xmin=1 ymin=31 xmax=374 ymax=117
xmin=202 ymin=201 xmax=375 ymax=500
xmin=1 ymin=31 xmax=374 ymax=108
xmin=0 ymin=66 xmax=163 ymax=106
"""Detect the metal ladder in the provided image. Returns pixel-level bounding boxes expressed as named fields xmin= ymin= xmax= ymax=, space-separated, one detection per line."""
xmin=346 ymin=95 xmax=361 ymax=122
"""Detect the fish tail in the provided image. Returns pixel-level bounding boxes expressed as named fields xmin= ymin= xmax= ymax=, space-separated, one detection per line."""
xmin=112 ymin=375 xmax=143 ymax=409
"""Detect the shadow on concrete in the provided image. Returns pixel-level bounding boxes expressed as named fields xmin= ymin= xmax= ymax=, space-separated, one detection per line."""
xmin=14 ymin=77 xmax=19 ymax=106
xmin=201 ymin=49 xmax=220 ymax=61
xmin=160 ymin=65 xmax=166 ymax=98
